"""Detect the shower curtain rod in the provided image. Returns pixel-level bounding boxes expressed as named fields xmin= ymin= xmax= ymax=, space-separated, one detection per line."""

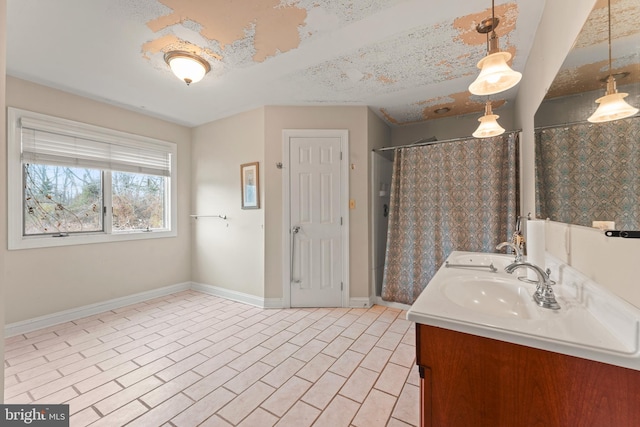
xmin=373 ymin=130 xmax=521 ymax=152
xmin=535 ymin=114 xmax=639 ymax=132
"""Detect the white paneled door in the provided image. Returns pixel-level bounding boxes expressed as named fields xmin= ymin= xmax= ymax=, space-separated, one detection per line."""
xmin=285 ymin=130 xmax=348 ymax=308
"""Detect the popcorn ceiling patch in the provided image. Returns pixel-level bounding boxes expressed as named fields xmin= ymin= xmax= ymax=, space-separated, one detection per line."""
xmin=108 ymin=0 xmax=172 ymax=22
xmin=453 ymin=3 xmax=518 ymax=47
xmin=547 ymin=54 xmax=639 ymax=99
xmin=181 ymin=19 xmax=203 ymax=34
xmin=215 ymin=25 xmax=259 ymax=69
xmin=294 ymin=0 xmax=406 ymax=29
xmin=284 ymin=20 xmax=484 ymax=100
xmin=141 ymin=35 xmax=222 ymax=61
xmin=573 ymin=0 xmax=640 ymax=49
xmin=144 ymin=0 xmax=306 ymax=63
xmin=549 ymin=0 xmax=640 ymax=100
xmin=380 ymin=95 xmax=506 ymax=125
xmin=422 ymin=95 xmax=505 ymax=119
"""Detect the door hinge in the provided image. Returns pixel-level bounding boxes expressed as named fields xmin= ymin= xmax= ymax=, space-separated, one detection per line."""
xmin=340 ymin=152 xmax=343 ymax=160
xmin=340 ymin=217 xmax=343 ymax=225
xmin=341 ymin=282 xmax=344 ymax=291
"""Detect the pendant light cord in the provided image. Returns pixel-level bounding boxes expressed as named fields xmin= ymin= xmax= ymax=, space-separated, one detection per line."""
xmin=607 ymin=0 xmax=612 ymax=75
xmin=490 ymin=0 xmax=496 ymax=52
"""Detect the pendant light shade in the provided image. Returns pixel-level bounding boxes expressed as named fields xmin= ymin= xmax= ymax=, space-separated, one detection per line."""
xmin=164 ymin=51 xmax=211 ymax=86
xmin=473 ymin=101 xmax=505 ymax=138
xmin=588 ymin=77 xmax=639 ymax=123
xmin=468 ymin=1 xmax=521 ymax=96
xmin=587 ymin=0 xmax=639 ymax=123
xmin=469 ymin=51 xmax=522 ymax=96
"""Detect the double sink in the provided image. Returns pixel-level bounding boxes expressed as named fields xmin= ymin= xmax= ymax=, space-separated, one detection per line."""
xmin=407 ymin=251 xmax=640 ymax=370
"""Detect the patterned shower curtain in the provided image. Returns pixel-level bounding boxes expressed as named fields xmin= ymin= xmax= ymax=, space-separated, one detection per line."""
xmin=535 ymin=116 xmax=640 ymax=230
xmin=381 ymin=133 xmax=519 ymax=305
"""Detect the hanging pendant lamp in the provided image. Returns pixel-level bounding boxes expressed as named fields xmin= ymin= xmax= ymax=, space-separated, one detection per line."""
xmin=468 ymin=0 xmax=522 ymax=96
xmin=587 ymin=0 xmax=638 ymax=123
xmin=473 ymin=100 xmax=505 ymax=138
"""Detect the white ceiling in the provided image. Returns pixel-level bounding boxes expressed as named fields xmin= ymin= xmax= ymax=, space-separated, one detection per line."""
xmin=5 ymin=1 xmax=559 ymax=128
xmin=546 ymin=0 xmax=640 ymax=100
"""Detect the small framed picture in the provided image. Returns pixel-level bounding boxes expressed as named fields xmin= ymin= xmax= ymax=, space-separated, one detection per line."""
xmin=240 ymin=162 xmax=260 ymax=209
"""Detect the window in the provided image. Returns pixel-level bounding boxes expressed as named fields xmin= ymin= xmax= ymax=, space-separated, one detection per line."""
xmin=8 ymin=108 xmax=177 ymax=249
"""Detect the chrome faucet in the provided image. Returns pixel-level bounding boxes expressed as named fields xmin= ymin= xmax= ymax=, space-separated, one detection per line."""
xmin=496 ymin=241 xmax=523 ymax=263
xmin=512 ymin=214 xmax=527 ymax=255
xmin=505 ymin=262 xmax=561 ymax=310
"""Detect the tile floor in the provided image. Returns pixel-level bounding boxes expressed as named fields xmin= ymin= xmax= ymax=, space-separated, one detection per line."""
xmin=4 ymin=291 xmax=420 ymax=426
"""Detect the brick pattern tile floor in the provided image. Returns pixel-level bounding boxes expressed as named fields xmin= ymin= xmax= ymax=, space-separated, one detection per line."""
xmin=4 ymin=291 xmax=419 ymax=426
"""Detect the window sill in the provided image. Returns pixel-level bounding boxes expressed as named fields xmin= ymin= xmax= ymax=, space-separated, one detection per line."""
xmin=8 ymin=229 xmax=177 ymax=250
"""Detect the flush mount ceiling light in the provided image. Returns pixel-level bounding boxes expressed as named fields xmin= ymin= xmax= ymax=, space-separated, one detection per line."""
xmin=468 ymin=0 xmax=522 ymax=96
xmin=164 ymin=51 xmax=211 ymax=86
xmin=587 ymin=0 xmax=639 ymax=123
xmin=473 ymin=100 xmax=505 ymax=138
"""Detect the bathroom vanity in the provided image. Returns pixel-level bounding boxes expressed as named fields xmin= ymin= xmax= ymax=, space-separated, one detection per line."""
xmin=408 ymin=252 xmax=640 ymax=427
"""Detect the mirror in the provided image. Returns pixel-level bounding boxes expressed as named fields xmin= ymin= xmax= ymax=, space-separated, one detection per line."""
xmin=534 ymin=0 xmax=640 ymax=230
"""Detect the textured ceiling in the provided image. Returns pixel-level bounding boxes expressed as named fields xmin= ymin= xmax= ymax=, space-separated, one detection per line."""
xmin=4 ymin=0 xmax=599 ymax=128
xmin=546 ymin=0 xmax=640 ymax=100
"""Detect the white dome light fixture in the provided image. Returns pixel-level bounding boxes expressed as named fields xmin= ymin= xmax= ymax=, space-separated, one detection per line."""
xmin=587 ymin=0 xmax=638 ymax=123
xmin=164 ymin=51 xmax=211 ymax=86
xmin=468 ymin=0 xmax=522 ymax=96
xmin=473 ymin=100 xmax=505 ymax=138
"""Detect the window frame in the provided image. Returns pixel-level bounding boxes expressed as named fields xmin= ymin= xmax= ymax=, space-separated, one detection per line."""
xmin=8 ymin=107 xmax=178 ymax=250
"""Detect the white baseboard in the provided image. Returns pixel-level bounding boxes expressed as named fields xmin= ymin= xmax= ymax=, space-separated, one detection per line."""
xmin=264 ymin=298 xmax=284 ymax=309
xmin=349 ymin=296 xmax=375 ymax=308
xmin=373 ymin=296 xmax=412 ymax=311
xmin=5 ymin=282 xmax=191 ymax=337
xmin=191 ymin=282 xmax=277 ymax=309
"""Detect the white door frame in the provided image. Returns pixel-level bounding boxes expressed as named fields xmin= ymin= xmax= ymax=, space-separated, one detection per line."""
xmin=282 ymin=129 xmax=350 ymax=308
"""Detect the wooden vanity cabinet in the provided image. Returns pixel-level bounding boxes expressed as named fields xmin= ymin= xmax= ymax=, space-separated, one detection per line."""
xmin=416 ymin=323 xmax=640 ymax=427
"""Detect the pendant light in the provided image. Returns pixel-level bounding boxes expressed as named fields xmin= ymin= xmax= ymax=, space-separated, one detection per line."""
xmin=473 ymin=100 xmax=505 ymax=138
xmin=468 ymin=0 xmax=522 ymax=96
xmin=164 ymin=51 xmax=211 ymax=86
xmin=587 ymin=0 xmax=639 ymax=123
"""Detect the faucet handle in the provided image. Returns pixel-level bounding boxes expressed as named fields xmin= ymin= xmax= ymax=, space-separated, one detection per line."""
xmin=545 ymin=268 xmax=557 ymax=285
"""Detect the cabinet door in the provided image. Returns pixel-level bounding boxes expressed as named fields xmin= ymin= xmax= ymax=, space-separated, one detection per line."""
xmin=416 ymin=324 xmax=640 ymax=427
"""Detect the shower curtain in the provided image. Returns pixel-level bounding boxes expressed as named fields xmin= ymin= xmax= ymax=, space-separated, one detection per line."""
xmin=381 ymin=132 xmax=519 ymax=305
xmin=535 ymin=116 xmax=640 ymax=230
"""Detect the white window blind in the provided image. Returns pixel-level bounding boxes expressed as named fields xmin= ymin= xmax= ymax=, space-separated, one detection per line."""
xmin=20 ymin=116 xmax=173 ymax=177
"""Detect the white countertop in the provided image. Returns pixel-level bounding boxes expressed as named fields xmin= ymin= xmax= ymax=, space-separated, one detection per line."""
xmin=406 ymin=251 xmax=640 ymax=371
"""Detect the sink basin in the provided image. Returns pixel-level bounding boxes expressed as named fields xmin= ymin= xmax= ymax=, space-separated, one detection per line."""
xmin=407 ymin=251 xmax=640 ymax=370
xmin=441 ymin=276 xmax=535 ymax=319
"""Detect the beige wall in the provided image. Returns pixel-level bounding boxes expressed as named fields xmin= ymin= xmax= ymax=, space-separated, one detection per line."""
xmin=263 ymin=106 xmax=372 ymax=301
xmin=4 ymin=77 xmax=192 ymax=323
xmin=192 ymin=105 xmax=387 ymax=305
xmin=191 ymin=108 xmax=266 ymax=297
xmin=1 ymin=0 xmax=6 ymax=402
xmin=515 ymin=0 xmax=640 ymax=308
